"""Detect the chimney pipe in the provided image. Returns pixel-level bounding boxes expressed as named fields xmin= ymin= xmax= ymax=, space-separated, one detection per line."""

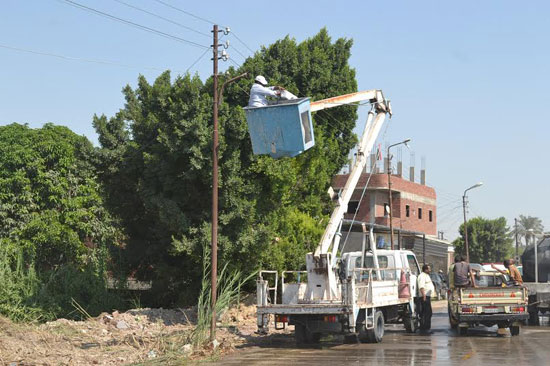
xmin=421 ymin=169 xmax=426 ymax=185
xmin=397 ymin=161 xmax=403 ymax=176
xmin=410 ymin=166 xmax=415 ymax=182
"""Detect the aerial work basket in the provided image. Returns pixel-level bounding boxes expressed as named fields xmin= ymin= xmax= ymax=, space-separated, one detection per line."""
xmin=244 ymin=97 xmax=315 ymax=158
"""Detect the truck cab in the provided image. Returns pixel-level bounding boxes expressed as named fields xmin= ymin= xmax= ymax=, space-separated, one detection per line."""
xmin=341 ymin=249 xmax=420 ymax=297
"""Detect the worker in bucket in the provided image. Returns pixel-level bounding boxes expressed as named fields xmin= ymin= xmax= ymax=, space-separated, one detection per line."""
xmin=248 ymin=75 xmax=297 ymax=107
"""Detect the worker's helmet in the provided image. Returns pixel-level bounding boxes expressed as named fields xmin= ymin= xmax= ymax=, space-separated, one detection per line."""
xmin=255 ymin=75 xmax=268 ymax=86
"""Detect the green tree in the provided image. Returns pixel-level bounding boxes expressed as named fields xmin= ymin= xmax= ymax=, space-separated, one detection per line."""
xmin=453 ymin=217 xmax=513 ymax=263
xmin=0 ymin=123 xmax=123 ymax=320
xmin=94 ymin=29 xmax=359 ymax=306
xmin=517 ymin=214 xmax=544 ymax=246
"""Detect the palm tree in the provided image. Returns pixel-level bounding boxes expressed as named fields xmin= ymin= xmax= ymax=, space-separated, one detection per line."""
xmin=517 ymin=215 xmax=544 ymax=246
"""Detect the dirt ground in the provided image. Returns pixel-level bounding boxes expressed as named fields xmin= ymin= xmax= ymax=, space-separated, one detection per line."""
xmin=0 ymin=300 xmax=446 ymax=365
xmin=0 ymin=300 xmax=282 ymax=366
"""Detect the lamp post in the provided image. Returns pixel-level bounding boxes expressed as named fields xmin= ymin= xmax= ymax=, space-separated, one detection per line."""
xmin=387 ymin=138 xmax=411 ymax=250
xmin=462 ymin=182 xmax=483 ymax=262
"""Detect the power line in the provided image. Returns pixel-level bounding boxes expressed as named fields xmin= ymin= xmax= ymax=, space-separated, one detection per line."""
xmin=230 ymin=45 xmax=248 ymax=61
xmin=112 ymin=0 xmax=210 ymax=38
xmin=152 ymin=0 xmax=221 ymax=26
xmin=231 ymin=33 xmax=255 ymax=55
xmin=0 ymin=43 xmax=182 ymax=72
xmin=59 ymin=0 xmax=209 ymax=49
xmin=186 ymin=47 xmax=211 ymax=73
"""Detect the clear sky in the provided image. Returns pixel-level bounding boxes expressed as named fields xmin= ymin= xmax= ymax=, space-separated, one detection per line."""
xmin=1 ymin=0 xmax=548 ymax=241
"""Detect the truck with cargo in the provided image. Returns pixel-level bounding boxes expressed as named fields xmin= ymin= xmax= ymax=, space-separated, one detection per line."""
xmin=249 ymin=89 xmax=423 ymax=343
xmin=447 ymin=269 xmax=528 ymax=335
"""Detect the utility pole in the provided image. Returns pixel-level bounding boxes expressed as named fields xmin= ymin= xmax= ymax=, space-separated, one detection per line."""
xmin=515 ymin=218 xmax=519 ymax=263
xmin=387 ymin=154 xmax=394 ymax=250
xmin=462 ymin=195 xmax=469 ymax=263
xmin=387 ymin=139 xmax=410 ymax=250
xmin=210 ymin=23 xmax=219 ymax=342
xmin=462 ymin=182 xmax=483 ymax=263
xmin=208 ymin=25 xmax=244 ymax=342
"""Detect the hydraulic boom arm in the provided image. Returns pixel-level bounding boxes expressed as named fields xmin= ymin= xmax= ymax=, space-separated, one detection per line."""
xmin=305 ymin=89 xmax=392 ymax=301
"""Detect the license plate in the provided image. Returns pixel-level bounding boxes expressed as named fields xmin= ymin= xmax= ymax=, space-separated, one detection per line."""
xmin=483 ymin=307 xmax=500 ymax=313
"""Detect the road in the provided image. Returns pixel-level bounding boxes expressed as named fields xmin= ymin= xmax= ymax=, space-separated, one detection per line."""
xmin=208 ymin=305 xmax=550 ymax=365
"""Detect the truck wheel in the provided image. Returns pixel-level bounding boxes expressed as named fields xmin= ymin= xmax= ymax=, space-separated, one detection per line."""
xmin=365 ymin=310 xmax=385 ymax=343
xmin=458 ymin=326 xmax=468 ymax=336
xmin=295 ymin=324 xmax=320 ymax=344
xmin=510 ymin=326 xmax=520 ymax=336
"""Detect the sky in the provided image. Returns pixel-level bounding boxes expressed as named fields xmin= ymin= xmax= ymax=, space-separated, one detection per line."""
xmin=1 ymin=0 xmax=549 ymax=241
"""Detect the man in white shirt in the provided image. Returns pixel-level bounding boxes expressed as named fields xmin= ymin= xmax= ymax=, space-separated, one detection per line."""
xmin=248 ymin=75 xmax=282 ymax=107
xmin=417 ymin=264 xmax=435 ymax=333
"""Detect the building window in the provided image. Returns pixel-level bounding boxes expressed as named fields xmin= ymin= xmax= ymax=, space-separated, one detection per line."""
xmin=384 ymin=203 xmax=390 ymax=217
xmin=348 ymin=201 xmax=359 ymax=214
xmin=405 ymin=205 xmax=410 ymax=217
xmin=429 ymin=210 xmax=433 ymax=222
xmin=418 ymin=208 xmax=423 ymax=219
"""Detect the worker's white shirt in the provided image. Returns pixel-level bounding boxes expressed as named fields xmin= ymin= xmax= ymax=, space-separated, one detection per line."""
xmin=417 ymin=272 xmax=434 ymax=297
xmin=248 ymin=84 xmax=278 ymax=107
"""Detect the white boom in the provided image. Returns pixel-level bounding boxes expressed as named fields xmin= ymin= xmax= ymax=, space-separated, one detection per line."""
xmin=305 ymin=90 xmax=392 ymax=301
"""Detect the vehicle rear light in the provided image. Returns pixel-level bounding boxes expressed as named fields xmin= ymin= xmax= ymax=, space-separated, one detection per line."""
xmin=461 ymin=306 xmax=475 ymax=313
xmin=324 ymin=315 xmax=337 ymax=323
xmin=511 ymin=306 xmax=525 ymax=313
xmin=468 ymin=293 xmax=474 ymax=298
xmin=275 ymin=315 xmax=289 ymax=323
xmin=510 ymin=293 xmax=516 ymax=298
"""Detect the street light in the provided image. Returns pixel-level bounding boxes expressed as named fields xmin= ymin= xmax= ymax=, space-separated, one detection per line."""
xmin=462 ymin=182 xmax=483 ymax=262
xmin=387 ymin=138 xmax=411 ymax=250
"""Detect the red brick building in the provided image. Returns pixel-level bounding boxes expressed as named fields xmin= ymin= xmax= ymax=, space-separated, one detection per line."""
xmin=332 ymin=173 xmax=437 ymax=236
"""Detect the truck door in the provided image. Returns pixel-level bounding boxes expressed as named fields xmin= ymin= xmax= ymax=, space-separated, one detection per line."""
xmin=403 ymin=253 xmax=420 ymax=297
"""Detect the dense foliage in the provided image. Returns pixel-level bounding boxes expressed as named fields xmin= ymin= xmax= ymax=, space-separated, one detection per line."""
xmin=94 ymin=29 xmax=358 ymax=306
xmin=453 ymin=217 xmax=513 ymax=263
xmin=0 ymin=123 xmax=123 ymax=320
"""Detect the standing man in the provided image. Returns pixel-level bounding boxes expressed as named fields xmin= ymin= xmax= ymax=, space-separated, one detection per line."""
xmin=248 ymin=75 xmax=282 ymax=107
xmin=417 ymin=264 xmax=435 ymax=333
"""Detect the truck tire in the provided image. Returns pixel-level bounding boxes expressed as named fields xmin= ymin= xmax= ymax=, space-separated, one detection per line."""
xmin=510 ymin=326 xmax=520 ymax=336
xmin=458 ymin=326 xmax=468 ymax=336
xmin=364 ymin=310 xmax=384 ymax=343
xmin=294 ymin=324 xmax=321 ymax=344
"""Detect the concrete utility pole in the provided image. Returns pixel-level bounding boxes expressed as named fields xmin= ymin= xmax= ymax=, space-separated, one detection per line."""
xmin=515 ymin=218 xmax=519 ymax=263
xmin=209 ymin=25 xmax=243 ymax=342
xmin=462 ymin=182 xmax=483 ymax=262
xmin=210 ymin=23 xmax=219 ymax=342
xmin=387 ymin=139 xmax=410 ymax=250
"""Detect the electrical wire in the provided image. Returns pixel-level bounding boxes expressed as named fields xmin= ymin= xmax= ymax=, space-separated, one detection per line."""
xmin=230 ymin=46 xmax=248 ymax=61
xmin=112 ymin=0 xmax=210 ymax=38
xmin=150 ymin=1 xmax=257 ymax=58
xmin=231 ymin=32 xmax=255 ymax=55
xmin=0 ymin=43 xmax=183 ymax=72
xmin=185 ymin=47 xmax=211 ymax=73
xmin=59 ymin=0 xmax=209 ymax=49
xmin=152 ymin=0 xmax=221 ymax=26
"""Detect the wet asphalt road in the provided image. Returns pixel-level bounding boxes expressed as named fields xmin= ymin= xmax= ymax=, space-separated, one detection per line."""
xmin=208 ymin=307 xmax=550 ymax=366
